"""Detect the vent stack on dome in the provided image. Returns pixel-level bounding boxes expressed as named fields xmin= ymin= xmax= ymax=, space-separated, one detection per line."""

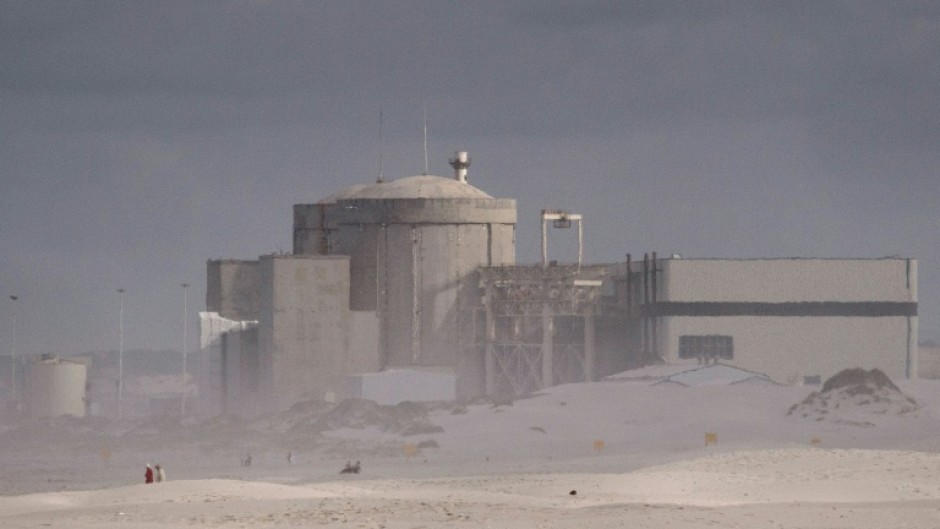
xmin=449 ymin=151 xmax=471 ymax=183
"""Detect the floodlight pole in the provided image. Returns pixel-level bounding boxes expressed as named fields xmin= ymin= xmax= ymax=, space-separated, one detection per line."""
xmin=9 ymin=295 xmax=17 ymax=403
xmin=180 ymin=282 xmax=189 ymax=416
xmin=117 ymin=288 xmax=125 ymax=420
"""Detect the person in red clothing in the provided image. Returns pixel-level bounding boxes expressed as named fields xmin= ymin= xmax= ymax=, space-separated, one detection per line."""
xmin=145 ymin=464 xmax=154 ymax=484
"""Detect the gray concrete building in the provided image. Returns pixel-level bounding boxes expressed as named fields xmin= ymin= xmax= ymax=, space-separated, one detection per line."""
xmin=293 ymin=172 xmax=516 ymax=397
xmin=201 ymin=154 xmax=518 ymax=415
xmin=618 ymin=256 xmax=918 ymax=384
xmin=474 ymin=255 xmax=918 ymax=392
xmin=200 ymin=153 xmax=918 ymax=416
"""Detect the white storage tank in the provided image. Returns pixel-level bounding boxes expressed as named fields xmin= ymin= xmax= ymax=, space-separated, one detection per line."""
xmin=24 ymin=355 xmax=88 ymax=419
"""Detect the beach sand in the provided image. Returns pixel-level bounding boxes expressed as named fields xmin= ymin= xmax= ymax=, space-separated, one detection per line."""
xmin=3 ymin=366 xmax=940 ymax=528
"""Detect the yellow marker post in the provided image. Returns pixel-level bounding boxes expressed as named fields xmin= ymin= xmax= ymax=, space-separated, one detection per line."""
xmin=704 ymin=432 xmax=717 ymax=445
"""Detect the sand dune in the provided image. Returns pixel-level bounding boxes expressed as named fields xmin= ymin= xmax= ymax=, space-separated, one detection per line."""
xmin=3 ymin=367 xmax=940 ymax=528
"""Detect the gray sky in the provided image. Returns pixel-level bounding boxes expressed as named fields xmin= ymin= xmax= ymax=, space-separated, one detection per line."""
xmin=1 ymin=1 xmax=937 ymax=356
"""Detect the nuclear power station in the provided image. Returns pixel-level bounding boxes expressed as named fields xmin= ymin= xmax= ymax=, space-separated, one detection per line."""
xmin=200 ymin=152 xmax=918 ymax=416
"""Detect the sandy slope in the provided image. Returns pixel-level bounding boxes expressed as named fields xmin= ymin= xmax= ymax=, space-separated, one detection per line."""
xmin=3 ymin=369 xmax=940 ymax=528
xmin=4 ymin=449 xmax=940 ymax=528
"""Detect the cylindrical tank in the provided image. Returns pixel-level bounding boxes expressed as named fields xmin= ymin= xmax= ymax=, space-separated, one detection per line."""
xmin=24 ymin=356 xmax=88 ymax=419
xmin=323 ymin=172 xmax=516 ymax=394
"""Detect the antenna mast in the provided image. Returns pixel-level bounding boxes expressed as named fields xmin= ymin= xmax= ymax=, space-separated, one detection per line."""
xmin=422 ymin=102 xmax=429 ymax=175
xmin=377 ymin=108 xmax=384 ymax=183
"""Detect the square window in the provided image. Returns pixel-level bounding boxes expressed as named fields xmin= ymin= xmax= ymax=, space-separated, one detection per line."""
xmin=679 ymin=335 xmax=733 ymax=360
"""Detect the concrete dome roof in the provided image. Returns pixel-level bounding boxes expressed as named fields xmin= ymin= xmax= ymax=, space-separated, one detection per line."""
xmin=347 ymin=175 xmax=493 ymax=200
xmin=316 ymin=184 xmax=372 ymax=205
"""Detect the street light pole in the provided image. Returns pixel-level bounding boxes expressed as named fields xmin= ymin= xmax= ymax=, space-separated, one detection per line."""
xmin=117 ymin=288 xmax=125 ymax=420
xmin=9 ymin=295 xmax=17 ymax=403
xmin=180 ymin=283 xmax=189 ymax=416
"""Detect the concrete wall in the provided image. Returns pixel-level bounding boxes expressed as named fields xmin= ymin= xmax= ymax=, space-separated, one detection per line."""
xmin=197 ymin=313 xmax=259 ymax=417
xmin=919 ymin=345 xmax=940 ymax=379
xmin=660 ymin=316 xmax=911 ymax=384
xmin=206 ymin=260 xmax=261 ymax=321
xmin=378 ymin=223 xmax=515 ymax=368
xmin=293 ymin=184 xmax=372 ymax=256
xmin=259 ymin=255 xmax=380 ymax=410
xmin=345 ymin=368 xmax=456 ymax=405
xmin=327 ymin=198 xmax=515 ymax=392
xmin=653 ymin=258 xmax=918 ymax=383
xmin=331 ymin=224 xmax=380 ymax=311
xmin=220 ymin=326 xmax=260 ymax=415
xmin=660 ymin=258 xmax=917 ymax=303
xmin=348 ymin=311 xmax=382 ymax=377
xmin=293 ymin=203 xmax=329 ymax=255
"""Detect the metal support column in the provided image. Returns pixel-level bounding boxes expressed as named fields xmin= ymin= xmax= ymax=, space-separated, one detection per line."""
xmin=584 ymin=308 xmax=595 ymax=382
xmin=541 ymin=299 xmax=554 ymax=388
xmin=484 ymin=281 xmax=496 ymax=394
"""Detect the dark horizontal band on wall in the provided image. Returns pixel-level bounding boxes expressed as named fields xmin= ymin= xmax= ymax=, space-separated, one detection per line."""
xmin=642 ymin=301 xmax=918 ymax=317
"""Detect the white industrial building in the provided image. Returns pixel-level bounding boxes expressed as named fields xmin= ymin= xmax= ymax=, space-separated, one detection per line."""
xmin=199 ymin=153 xmax=918 ymax=416
xmin=630 ymin=257 xmax=918 ymax=384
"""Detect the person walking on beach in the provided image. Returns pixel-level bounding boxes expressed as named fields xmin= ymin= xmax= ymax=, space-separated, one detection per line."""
xmin=155 ymin=464 xmax=166 ymax=482
xmin=145 ymin=464 xmax=154 ymax=484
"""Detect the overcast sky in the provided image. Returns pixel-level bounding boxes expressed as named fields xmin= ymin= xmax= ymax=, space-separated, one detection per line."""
xmin=1 ymin=1 xmax=937 ymax=357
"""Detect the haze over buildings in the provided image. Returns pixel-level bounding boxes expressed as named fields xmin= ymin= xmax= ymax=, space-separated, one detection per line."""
xmin=1 ymin=2 xmax=938 ymax=360
xmin=197 ymin=154 xmax=916 ymax=415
